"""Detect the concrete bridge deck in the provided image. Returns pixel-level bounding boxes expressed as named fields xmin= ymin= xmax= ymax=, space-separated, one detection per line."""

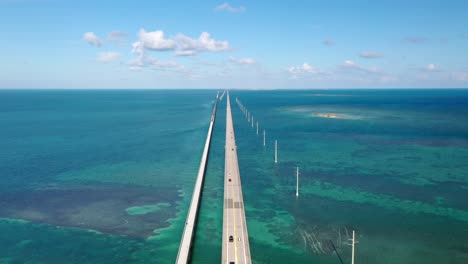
xmin=222 ymin=92 xmax=252 ymax=264
xmin=176 ymin=93 xmax=219 ymax=264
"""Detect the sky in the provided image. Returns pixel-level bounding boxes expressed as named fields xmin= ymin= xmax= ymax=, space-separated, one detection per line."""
xmin=1 ymin=0 xmax=468 ymax=89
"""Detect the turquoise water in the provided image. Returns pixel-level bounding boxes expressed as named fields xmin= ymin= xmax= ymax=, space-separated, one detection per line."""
xmin=1 ymin=89 xmax=468 ymax=263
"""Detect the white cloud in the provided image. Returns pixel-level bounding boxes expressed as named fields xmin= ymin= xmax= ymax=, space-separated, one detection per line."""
xmin=215 ymin=2 xmax=245 ymax=13
xmin=129 ymin=48 xmax=186 ymax=72
xmin=423 ymin=63 xmax=439 ymax=72
xmin=131 ymin=30 xmax=230 ymax=57
xmin=229 ymin=56 xmax=256 ymax=65
xmin=135 ymin=29 xmax=177 ymax=51
xmin=97 ymin=52 xmax=121 ymax=62
xmin=360 ymin=51 xmax=384 ymax=59
xmin=131 ymin=41 xmax=143 ymax=54
xmin=131 ymin=41 xmax=146 ymax=66
xmin=340 ymin=60 xmax=380 ymax=74
xmin=288 ymin=63 xmax=318 ymax=76
xmin=176 ymin=32 xmax=230 ymax=54
xmin=342 ymin=60 xmax=357 ymax=68
xmin=83 ymin=32 xmax=102 ymax=47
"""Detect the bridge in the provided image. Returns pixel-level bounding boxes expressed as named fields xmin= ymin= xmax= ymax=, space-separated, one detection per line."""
xmin=176 ymin=91 xmax=251 ymax=264
xmin=176 ymin=92 xmax=219 ymax=264
xmin=222 ymin=92 xmax=252 ymax=264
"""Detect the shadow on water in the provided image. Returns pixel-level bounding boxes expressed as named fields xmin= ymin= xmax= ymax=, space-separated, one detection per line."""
xmin=329 ymin=240 xmax=345 ymax=264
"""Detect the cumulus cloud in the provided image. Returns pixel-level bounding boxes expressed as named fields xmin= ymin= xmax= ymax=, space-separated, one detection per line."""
xmin=359 ymin=51 xmax=384 ymax=59
xmin=83 ymin=32 xmax=102 ymax=47
xmin=340 ymin=60 xmax=380 ymax=74
xmin=131 ymin=41 xmax=146 ymax=66
xmin=135 ymin=29 xmax=176 ymax=51
xmin=97 ymin=52 xmax=121 ymax=62
xmin=131 ymin=29 xmax=230 ymax=57
xmin=130 ymin=29 xmax=178 ymax=67
xmin=129 ymin=45 xmax=186 ymax=72
xmin=229 ymin=56 xmax=256 ymax=65
xmin=176 ymin=32 xmax=230 ymax=54
xmin=288 ymin=63 xmax=318 ymax=75
xmin=215 ymin=2 xmax=245 ymax=12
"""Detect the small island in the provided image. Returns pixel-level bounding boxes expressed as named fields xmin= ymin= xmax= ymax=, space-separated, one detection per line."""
xmin=311 ymin=112 xmax=363 ymax=120
xmin=314 ymin=113 xmax=342 ymax=119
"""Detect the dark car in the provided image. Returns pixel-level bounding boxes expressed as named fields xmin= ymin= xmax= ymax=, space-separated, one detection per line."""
xmin=229 ymin=235 xmax=234 ymax=242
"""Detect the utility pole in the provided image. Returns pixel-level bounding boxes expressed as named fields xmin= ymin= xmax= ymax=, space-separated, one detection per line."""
xmin=350 ymin=230 xmax=358 ymax=264
xmin=263 ymin=129 xmax=266 ymax=146
xmin=296 ymin=166 xmax=299 ymax=197
xmin=275 ymin=140 xmax=278 ymax=163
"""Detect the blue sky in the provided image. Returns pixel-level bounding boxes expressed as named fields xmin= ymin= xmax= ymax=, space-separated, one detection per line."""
xmin=1 ymin=0 xmax=468 ymax=89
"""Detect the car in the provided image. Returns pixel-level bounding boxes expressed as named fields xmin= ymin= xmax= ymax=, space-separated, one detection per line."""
xmin=229 ymin=235 xmax=234 ymax=242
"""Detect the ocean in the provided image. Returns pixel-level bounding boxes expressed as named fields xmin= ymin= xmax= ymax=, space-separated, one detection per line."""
xmin=0 ymin=89 xmax=467 ymax=263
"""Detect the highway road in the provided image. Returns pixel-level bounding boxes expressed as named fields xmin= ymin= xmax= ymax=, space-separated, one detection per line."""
xmin=222 ymin=92 xmax=252 ymax=264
